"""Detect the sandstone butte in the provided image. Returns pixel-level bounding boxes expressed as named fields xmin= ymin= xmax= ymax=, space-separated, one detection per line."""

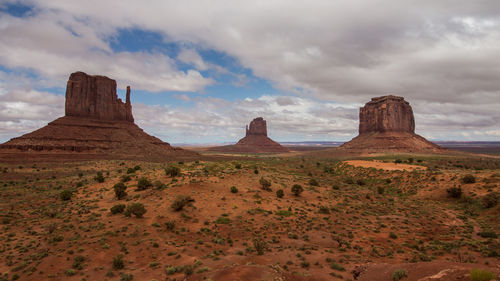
xmin=0 ymin=71 xmax=196 ymax=161
xmin=340 ymin=95 xmax=443 ymax=153
xmin=209 ymin=117 xmax=290 ymax=153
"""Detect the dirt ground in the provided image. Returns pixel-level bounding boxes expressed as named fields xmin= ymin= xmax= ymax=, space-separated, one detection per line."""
xmin=0 ymin=153 xmax=499 ymax=281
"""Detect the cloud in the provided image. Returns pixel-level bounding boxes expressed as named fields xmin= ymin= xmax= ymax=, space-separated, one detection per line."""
xmin=0 ymin=9 xmax=213 ymax=92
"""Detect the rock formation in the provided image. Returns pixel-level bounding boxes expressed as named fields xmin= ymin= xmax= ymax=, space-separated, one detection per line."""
xmin=0 ymin=71 xmax=196 ymax=161
xmin=341 ymin=95 xmax=442 ymax=152
xmin=209 ymin=117 xmax=289 ymax=153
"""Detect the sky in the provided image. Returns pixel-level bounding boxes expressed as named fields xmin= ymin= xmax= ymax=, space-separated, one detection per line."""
xmin=0 ymin=0 xmax=499 ymax=144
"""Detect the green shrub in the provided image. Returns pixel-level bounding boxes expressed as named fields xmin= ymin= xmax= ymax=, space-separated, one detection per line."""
xmin=136 ymin=177 xmax=152 ymax=190
xmin=356 ymin=179 xmax=366 ymax=186
xmin=253 ymin=238 xmax=267 ymax=255
xmin=377 ymin=186 xmax=385 ymax=194
xmin=65 ymin=269 xmax=76 ymax=276
xmin=126 ymin=168 xmax=135 ymax=174
xmin=113 ymin=254 xmax=124 ymax=270
xmin=309 ymin=179 xmax=319 ymax=186
xmin=165 ymin=220 xmax=175 ymax=231
xmin=291 ymin=184 xmax=303 ymax=196
xmin=389 ymin=232 xmax=398 ymax=239
xmin=94 ymin=172 xmax=105 ymax=183
xmin=462 ymin=174 xmax=476 ymax=184
xmin=165 ymin=166 xmax=180 ymax=177
xmin=477 ymin=231 xmax=498 ymax=238
xmin=470 ymin=269 xmax=495 ymax=281
xmin=121 ymin=175 xmax=131 ymax=182
xmin=110 ymin=204 xmax=126 ymax=214
xmin=113 ymin=183 xmax=127 ymax=199
xmin=72 ymin=255 xmax=85 ymax=270
xmin=392 ymin=269 xmax=407 ymax=281
xmin=60 ymin=190 xmax=73 ymax=201
xmin=124 ymin=203 xmax=147 ymax=218
xmin=259 ymin=177 xmax=272 ymax=191
xmin=276 ymin=189 xmax=284 ymax=198
xmin=329 ymin=262 xmax=345 ymax=271
xmin=171 ymin=195 xmax=194 ymax=211
xmin=394 ymin=159 xmax=403 ymax=164
xmin=447 ymin=186 xmax=462 ymax=198
xmin=215 ymin=217 xmax=231 ymax=224
xmin=153 ymin=180 xmax=167 ymax=189
xmin=318 ymin=206 xmax=330 ymax=214
xmin=481 ymin=192 xmax=498 ymax=208
xmin=230 ymin=186 xmax=238 ymax=193
xmin=254 ymin=169 xmax=259 ymax=174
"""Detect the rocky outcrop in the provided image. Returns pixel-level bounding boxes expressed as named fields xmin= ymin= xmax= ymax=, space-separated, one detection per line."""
xmin=341 ymin=95 xmax=442 ymax=153
xmin=359 ymin=95 xmax=414 ymax=134
xmin=0 ymin=71 xmax=196 ymax=161
xmin=209 ymin=117 xmax=289 ymax=153
xmin=65 ymin=72 xmax=133 ymax=122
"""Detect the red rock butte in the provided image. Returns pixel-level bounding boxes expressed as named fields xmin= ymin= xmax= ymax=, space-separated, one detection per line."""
xmin=209 ymin=117 xmax=289 ymax=153
xmin=341 ymin=95 xmax=442 ymax=153
xmin=0 ymin=71 xmax=196 ymax=161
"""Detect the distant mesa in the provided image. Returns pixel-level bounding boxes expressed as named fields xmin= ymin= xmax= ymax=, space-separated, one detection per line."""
xmin=0 ymin=71 xmax=195 ymax=161
xmin=209 ymin=117 xmax=289 ymax=153
xmin=340 ymin=95 xmax=443 ymax=153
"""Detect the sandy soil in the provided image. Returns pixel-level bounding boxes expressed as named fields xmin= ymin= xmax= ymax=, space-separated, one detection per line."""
xmin=344 ymin=160 xmax=427 ymax=171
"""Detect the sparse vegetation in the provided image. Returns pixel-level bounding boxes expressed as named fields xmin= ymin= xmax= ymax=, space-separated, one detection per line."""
xmin=230 ymin=186 xmax=238 ymax=193
xmin=165 ymin=165 xmax=181 ymax=177
xmin=447 ymin=186 xmax=462 ymax=198
xmin=276 ymin=189 xmax=284 ymax=198
xmin=136 ymin=177 xmax=152 ymax=190
xmin=392 ymin=269 xmax=407 ymax=281
xmin=60 ymin=190 xmax=73 ymax=201
xmin=462 ymin=174 xmax=476 ymax=184
xmin=470 ymin=269 xmax=495 ymax=281
xmin=110 ymin=204 xmax=126 ymax=214
xmin=113 ymin=182 xmax=127 ymax=199
xmin=124 ymin=203 xmax=147 ymax=218
xmin=259 ymin=177 xmax=272 ymax=191
xmin=171 ymin=195 xmax=194 ymax=211
xmin=291 ymin=184 xmax=303 ymax=196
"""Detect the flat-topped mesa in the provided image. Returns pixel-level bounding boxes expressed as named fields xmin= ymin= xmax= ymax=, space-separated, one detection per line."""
xmin=359 ymin=95 xmax=414 ymax=134
xmin=245 ymin=117 xmax=267 ymax=136
xmin=65 ymin=71 xmax=134 ymax=122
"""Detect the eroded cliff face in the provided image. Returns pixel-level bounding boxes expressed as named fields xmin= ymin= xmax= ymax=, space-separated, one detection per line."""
xmin=0 ymin=71 xmax=197 ymax=161
xmin=65 ymin=72 xmax=133 ymax=122
xmin=210 ymin=117 xmax=289 ymax=153
xmin=341 ymin=95 xmax=442 ymax=153
xmin=359 ymin=95 xmax=414 ymax=134
xmin=246 ymin=117 xmax=267 ymax=136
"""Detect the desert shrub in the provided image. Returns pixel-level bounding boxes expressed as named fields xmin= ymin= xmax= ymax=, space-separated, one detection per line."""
xmin=408 ymin=157 xmax=414 ymax=163
xmin=124 ymin=203 xmax=147 ymax=218
xmin=276 ymin=189 xmax=284 ymax=198
xmin=120 ymin=273 xmax=133 ymax=281
xmin=329 ymin=262 xmax=345 ymax=271
xmin=254 ymin=169 xmax=259 ymax=174
xmin=332 ymin=184 xmax=340 ymax=190
xmin=377 ymin=186 xmax=385 ymax=194
xmin=230 ymin=186 xmax=238 ymax=193
xmin=462 ymin=174 xmax=476 ymax=184
xmin=470 ymin=269 xmax=495 ymax=281
xmin=72 ymin=255 xmax=85 ymax=270
xmin=165 ymin=166 xmax=180 ymax=177
xmin=126 ymin=168 xmax=135 ymax=174
xmin=392 ymin=269 xmax=407 ymax=281
xmin=60 ymin=190 xmax=73 ymax=201
xmin=318 ymin=206 xmax=330 ymax=214
xmin=215 ymin=217 xmax=231 ymax=224
xmin=171 ymin=195 xmax=194 ymax=211
xmin=447 ymin=186 xmax=462 ymax=198
xmin=65 ymin=269 xmax=76 ymax=276
xmin=133 ymin=165 xmax=141 ymax=171
xmin=357 ymin=179 xmax=366 ymax=186
xmin=309 ymin=179 xmax=319 ymax=186
xmin=253 ymin=238 xmax=267 ymax=255
xmin=259 ymin=177 xmax=272 ymax=191
xmin=385 ymin=178 xmax=392 ymax=184
xmin=121 ymin=175 xmax=131 ymax=182
xmin=94 ymin=172 xmax=105 ymax=183
xmin=234 ymin=163 xmax=242 ymax=169
xmin=153 ymin=180 xmax=167 ymax=189
xmin=345 ymin=178 xmax=354 ymax=184
xmin=291 ymin=184 xmax=304 ymax=196
xmin=113 ymin=183 xmax=127 ymax=199
xmin=165 ymin=220 xmax=175 ymax=231
xmin=394 ymin=159 xmax=403 ymax=164
xmin=477 ymin=231 xmax=498 ymax=238
xmin=389 ymin=232 xmax=398 ymax=239
xmin=110 ymin=204 xmax=126 ymax=214
xmin=136 ymin=177 xmax=152 ymax=190
xmin=113 ymin=254 xmax=124 ymax=270
xmin=481 ymin=192 xmax=498 ymax=208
